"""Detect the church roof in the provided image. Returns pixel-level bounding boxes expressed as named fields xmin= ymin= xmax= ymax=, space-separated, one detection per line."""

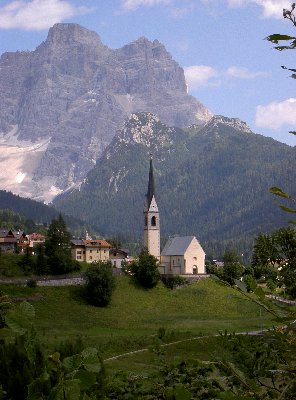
xmin=161 ymin=236 xmax=196 ymax=256
xmin=146 ymin=157 xmax=155 ymax=208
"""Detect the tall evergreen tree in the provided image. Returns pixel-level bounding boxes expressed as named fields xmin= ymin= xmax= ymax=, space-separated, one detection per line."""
xmin=45 ymin=214 xmax=78 ymax=275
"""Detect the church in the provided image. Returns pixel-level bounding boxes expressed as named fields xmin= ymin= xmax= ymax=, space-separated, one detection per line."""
xmin=143 ymin=158 xmax=206 ymax=275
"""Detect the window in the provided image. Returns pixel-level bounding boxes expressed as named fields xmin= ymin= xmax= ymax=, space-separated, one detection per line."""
xmin=77 ymin=256 xmax=81 ymax=260
xmin=90 ymin=250 xmax=92 ymax=253
xmin=151 ymin=216 xmax=156 ymax=226
xmin=90 ymin=256 xmax=92 ymax=260
xmin=77 ymin=250 xmax=82 ymax=254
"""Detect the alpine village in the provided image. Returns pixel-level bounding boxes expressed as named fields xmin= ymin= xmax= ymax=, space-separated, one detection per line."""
xmin=0 ymin=3 xmax=296 ymax=400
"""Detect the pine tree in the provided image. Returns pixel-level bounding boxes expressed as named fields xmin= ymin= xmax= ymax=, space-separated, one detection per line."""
xmin=44 ymin=214 xmax=78 ymax=275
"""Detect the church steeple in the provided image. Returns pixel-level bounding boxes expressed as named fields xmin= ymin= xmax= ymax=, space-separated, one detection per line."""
xmin=146 ymin=157 xmax=155 ymax=209
xmin=144 ymin=157 xmax=160 ymax=259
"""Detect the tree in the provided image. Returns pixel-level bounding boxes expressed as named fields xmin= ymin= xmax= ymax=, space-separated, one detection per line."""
xmin=221 ymin=250 xmax=244 ymax=285
xmin=35 ymin=244 xmax=48 ymax=275
xmin=252 ymin=227 xmax=296 ymax=296
xmin=83 ymin=261 xmax=116 ymax=307
xmin=45 ymin=214 xmax=79 ymax=275
xmin=266 ymin=4 xmax=296 ymax=221
xmin=130 ymin=249 xmax=160 ymax=288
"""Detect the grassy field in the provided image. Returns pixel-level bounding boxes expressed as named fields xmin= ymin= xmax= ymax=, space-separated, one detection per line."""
xmin=1 ymin=276 xmax=282 ymax=361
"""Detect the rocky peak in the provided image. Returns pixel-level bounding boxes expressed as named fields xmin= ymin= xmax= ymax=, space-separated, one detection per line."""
xmin=104 ymin=112 xmax=177 ymax=159
xmin=204 ymin=115 xmax=253 ymax=134
xmin=45 ymin=23 xmax=105 ymax=48
xmin=0 ymin=24 xmax=212 ymax=201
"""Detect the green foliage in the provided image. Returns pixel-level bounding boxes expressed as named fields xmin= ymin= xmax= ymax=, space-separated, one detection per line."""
xmin=266 ymin=278 xmax=277 ymax=292
xmin=53 ymin=112 xmax=296 ymax=259
xmin=106 ymin=323 xmax=296 ymax=399
xmin=18 ymin=250 xmax=35 ymax=276
xmin=1 ymin=301 xmax=106 ymax=400
xmin=221 ymin=251 xmax=244 ymax=285
xmin=45 ymin=214 xmax=80 ymax=275
xmin=242 ymin=274 xmax=257 ymax=292
xmin=0 ymin=208 xmax=44 ymax=233
xmin=161 ymin=275 xmax=188 ymax=289
xmin=83 ymin=261 xmax=116 ymax=307
xmin=252 ymin=227 xmax=296 ymax=297
xmin=130 ymin=249 xmax=160 ymax=288
xmin=0 ymin=252 xmax=24 ymax=277
xmin=0 ymin=190 xmax=88 ymax=235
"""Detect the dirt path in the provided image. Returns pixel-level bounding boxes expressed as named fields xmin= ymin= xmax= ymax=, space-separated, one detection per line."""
xmin=104 ymin=329 xmax=269 ymax=362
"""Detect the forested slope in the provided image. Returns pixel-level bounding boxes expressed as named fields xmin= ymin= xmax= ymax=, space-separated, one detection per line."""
xmin=54 ymin=113 xmax=296 ymax=258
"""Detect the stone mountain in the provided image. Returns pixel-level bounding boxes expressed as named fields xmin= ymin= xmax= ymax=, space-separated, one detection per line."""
xmin=0 ymin=23 xmax=211 ymax=202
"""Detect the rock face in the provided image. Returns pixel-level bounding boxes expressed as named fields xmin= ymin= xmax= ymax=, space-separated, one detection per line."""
xmin=0 ymin=23 xmax=212 ymax=202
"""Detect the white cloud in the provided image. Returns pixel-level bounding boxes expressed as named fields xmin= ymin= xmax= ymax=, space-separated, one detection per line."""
xmin=227 ymin=0 xmax=291 ymax=19
xmin=0 ymin=0 xmax=91 ymax=31
xmin=256 ymin=98 xmax=296 ymax=129
xmin=184 ymin=65 xmax=220 ymax=89
xmin=184 ymin=64 xmax=268 ymax=90
xmin=121 ymin=0 xmax=172 ymax=11
xmin=202 ymin=0 xmax=291 ymax=18
xmin=226 ymin=66 xmax=269 ymax=79
xmin=170 ymin=4 xmax=195 ymax=19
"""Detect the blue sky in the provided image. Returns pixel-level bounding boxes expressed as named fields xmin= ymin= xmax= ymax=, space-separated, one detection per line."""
xmin=0 ymin=0 xmax=295 ymax=146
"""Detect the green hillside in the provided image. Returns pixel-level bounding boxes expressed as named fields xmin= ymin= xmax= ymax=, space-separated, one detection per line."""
xmin=54 ymin=113 xmax=296 ymax=259
xmin=0 ymin=189 xmax=90 ymax=234
xmin=3 ymin=277 xmax=278 ymax=359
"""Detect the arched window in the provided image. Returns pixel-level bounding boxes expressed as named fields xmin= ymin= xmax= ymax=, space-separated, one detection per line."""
xmin=151 ymin=216 xmax=156 ymax=226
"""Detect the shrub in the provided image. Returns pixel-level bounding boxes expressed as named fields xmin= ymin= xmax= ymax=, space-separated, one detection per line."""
xmin=83 ymin=261 xmax=116 ymax=307
xmin=130 ymin=250 xmax=160 ymax=288
xmin=242 ymin=274 xmax=257 ymax=292
xmin=266 ymin=278 xmax=277 ymax=292
xmin=161 ymin=275 xmax=188 ymax=289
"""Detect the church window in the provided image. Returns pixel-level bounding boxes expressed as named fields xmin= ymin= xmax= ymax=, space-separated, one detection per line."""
xmin=151 ymin=216 xmax=156 ymax=226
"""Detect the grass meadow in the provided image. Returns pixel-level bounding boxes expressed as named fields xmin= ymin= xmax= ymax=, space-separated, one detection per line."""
xmin=1 ymin=276 xmax=283 ymax=367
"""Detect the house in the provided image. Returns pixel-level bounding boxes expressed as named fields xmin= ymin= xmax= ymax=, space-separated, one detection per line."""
xmin=159 ymin=236 xmax=206 ymax=275
xmin=109 ymin=248 xmax=129 ymax=268
xmin=71 ymin=239 xmax=112 ymax=263
xmin=0 ymin=228 xmax=19 ymax=252
xmin=28 ymin=233 xmax=46 ymax=254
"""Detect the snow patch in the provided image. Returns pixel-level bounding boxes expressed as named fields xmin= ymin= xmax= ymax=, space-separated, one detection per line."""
xmin=15 ymin=172 xmax=26 ymax=183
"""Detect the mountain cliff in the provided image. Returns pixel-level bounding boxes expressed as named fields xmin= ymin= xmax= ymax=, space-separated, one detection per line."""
xmin=53 ymin=112 xmax=296 ymax=258
xmin=0 ymin=23 xmax=211 ymax=202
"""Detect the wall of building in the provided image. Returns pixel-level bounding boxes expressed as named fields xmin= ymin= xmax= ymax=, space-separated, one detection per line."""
xmin=184 ymin=239 xmax=206 ymax=274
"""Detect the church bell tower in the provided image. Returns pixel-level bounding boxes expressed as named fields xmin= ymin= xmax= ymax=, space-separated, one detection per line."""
xmin=144 ymin=157 xmax=160 ymax=260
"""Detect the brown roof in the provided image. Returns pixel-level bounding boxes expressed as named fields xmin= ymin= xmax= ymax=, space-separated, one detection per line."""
xmin=83 ymin=239 xmax=111 ymax=248
xmin=29 ymin=233 xmax=46 ymax=240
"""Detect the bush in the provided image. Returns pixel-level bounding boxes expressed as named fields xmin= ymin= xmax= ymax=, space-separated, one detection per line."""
xmin=83 ymin=261 xmax=116 ymax=307
xmin=242 ymin=274 xmax=257 ymax=292
xmin=161 ymin=275 xmax=188 ymax=289
xmin=266 ymin=278 xmax=277 ymax=292
xmin=130 ymin=250 xmax=160 ymax=288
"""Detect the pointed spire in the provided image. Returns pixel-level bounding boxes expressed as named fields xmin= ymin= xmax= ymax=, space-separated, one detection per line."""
xmin=146 ymin=156 xmax=155 ymax=207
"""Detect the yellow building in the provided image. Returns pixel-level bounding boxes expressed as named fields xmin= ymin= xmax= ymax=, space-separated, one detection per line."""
xmin=71 ymin=239 xmax=111 ymax=263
